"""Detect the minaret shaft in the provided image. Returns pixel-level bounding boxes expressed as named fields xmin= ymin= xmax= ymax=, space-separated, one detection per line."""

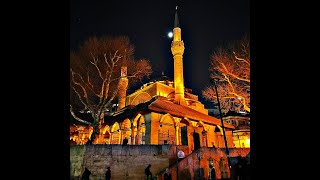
xmin=171 ymin=26 xmax=186 ymax=106
xmin=118 ymin=66 xmax=128 ymax=110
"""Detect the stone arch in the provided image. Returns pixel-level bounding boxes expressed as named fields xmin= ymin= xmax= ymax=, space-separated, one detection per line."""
xmin=137 ymin=115 xmax=145 ymax=128
xmin=159 ymin=114 xmax=176 ymax=144
xmin=215 ymin=125 xmax=223 ymax=135
xmin=160 ymin=113 xmax=176 ymax=126
xmin=121 ymin=118 xmax=131 ymax=144
xmin=131 ymin=92 xmax=152 ymax=106
xmin=180 ymin=117 xmax=191 ymax=126
xmin=133 ymin=113 xmax=142 ymax=127
xmin=110 ymin=122 xmax=120 ymax=144
xmin=111 ymin=122 xmax=120 ymax=132
xmin=196 ymin=121 xmax=206 ymax=130
xmin=102 ymin=125 xmax=110 ymax=134
xmin=133 ymin=114 xmax=146 ymax=145
xmin=101 ymin=125 xmax=111 ymax=144
xmin=179 ymin=117 xmax=191 ymax=146
xmin=197 ymin=121 xmax=208 ymax=147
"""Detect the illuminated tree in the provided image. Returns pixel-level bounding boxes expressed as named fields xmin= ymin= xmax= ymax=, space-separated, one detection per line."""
xmin=70 ymin=36 xmax=152 ymax=144
xmin=202 ymin=35 xmax=250 ymax=114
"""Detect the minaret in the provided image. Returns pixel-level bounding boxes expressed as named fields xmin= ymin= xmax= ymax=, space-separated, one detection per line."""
xmin=171 ymin=6 xmax=187 ymax=106
xmin=117 ymin=49 xmax=128 ymax=110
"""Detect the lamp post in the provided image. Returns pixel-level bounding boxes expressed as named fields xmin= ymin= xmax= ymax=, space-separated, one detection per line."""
xmin=210 ymin=78 xmax=231 ymax=171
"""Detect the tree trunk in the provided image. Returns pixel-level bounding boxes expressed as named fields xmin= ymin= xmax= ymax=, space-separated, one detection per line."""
xmin=86 ymin=120 xmax=100 ymax=144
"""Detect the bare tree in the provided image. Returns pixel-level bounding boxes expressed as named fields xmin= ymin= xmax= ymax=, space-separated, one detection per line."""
xmin=202 ymin=35 xmax=250 ymax=114
xmin=70 ymin=36 xmax=152 ymax=144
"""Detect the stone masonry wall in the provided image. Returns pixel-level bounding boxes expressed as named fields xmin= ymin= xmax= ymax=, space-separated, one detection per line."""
xmin=70 ymin=144 xmax=173 ymax=180
xmin=70 ymin=145 xmax=86 ymax=178
xmin=70 ymin=144 xmax=249 ymax=180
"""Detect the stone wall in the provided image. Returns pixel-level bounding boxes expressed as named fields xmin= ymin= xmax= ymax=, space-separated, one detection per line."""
xmin=70 ymin=144 xmax=173 ymax=180
xmin=70 ymin=145 xmax=86 ymax=178
xmin=70 ymin=144 xmax=250 ymax=180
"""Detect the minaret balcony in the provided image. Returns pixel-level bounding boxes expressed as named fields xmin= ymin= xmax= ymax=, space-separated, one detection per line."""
xmin=171 ymin=41 xmax=185 ymax=55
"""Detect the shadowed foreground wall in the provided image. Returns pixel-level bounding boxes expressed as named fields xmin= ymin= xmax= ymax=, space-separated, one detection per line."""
xmin=70 ymin=145 xmax=250 ymax=180
xmin=70 ymin=144 xmax=173 ymax=180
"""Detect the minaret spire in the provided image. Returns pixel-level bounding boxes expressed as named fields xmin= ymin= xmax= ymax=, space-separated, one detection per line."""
xmin=174 ymin=6 xmax=180 ymax=28
xmin=171 ymin=6 xmax=186 ymax=106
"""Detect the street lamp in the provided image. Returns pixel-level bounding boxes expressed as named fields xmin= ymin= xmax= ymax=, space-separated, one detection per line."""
xmin=210 ymin=78 xmax=231 ymax=169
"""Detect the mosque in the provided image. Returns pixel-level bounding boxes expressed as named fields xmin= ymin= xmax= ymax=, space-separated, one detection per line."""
xmin=70 ymin=7 xmax=250 ymax=180
xmin=70 ymin=8 xmax=236 ymax=150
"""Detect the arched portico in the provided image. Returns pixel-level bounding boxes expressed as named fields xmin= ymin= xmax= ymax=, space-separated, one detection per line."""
xmin=110 ymin=122 xmax=121 ymax=144
xmin=121 ymin=118 xmax=131 ymax=144
xmin=159 ymin=114 xmax=176 ymax=145
xmin=179 ymin=117 xmax=191 ymax=145
xmin=101 ymin=125 xmax=111 ymax=144
xmin=133 ymin=114 xmax=146 ymax=145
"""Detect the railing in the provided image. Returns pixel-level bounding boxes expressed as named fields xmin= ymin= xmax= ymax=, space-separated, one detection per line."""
xmin=210 ymin=135 xmax=250 ymax=149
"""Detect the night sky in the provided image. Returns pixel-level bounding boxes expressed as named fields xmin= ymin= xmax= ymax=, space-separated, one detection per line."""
xmin=70 ymin=0 xmax=250 ymax=107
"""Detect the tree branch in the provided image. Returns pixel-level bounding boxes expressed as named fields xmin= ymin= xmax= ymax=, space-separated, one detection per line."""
xmin=103 ymin=53 xmax=112 ymax=70
xmin=71 ymin=86 xmax=88 ymax=108
xmin=90 ymin=53 xmax=104 ymax=80
xmin=86 ymin=72 xmax=101 ymax=97
xmin=229 ymin=92 xmax=250 ymax=112
xmin=70 ymin=105 xmax=92 ymax=125
xmin=218 ymin=61 xmax=250 ymax=83
xmin=233 ymin=51 xmax=250 ymax=66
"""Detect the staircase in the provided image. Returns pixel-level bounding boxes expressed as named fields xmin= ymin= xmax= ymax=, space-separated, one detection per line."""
xmin=156 ymin=148 xmax=204 ymax=180
xmin=156 ymin=147 xmax=232 ymax=180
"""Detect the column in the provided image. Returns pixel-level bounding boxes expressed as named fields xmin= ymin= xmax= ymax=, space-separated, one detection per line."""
xmin=132 ymin=126 xmax=137 ymax=145
xmin=175 ymin=126 xmax=179 ymax=145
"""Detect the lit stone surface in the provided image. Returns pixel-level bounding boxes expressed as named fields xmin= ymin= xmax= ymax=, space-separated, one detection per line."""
xmin=70 ymin=145 xmax=249 ymax=180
